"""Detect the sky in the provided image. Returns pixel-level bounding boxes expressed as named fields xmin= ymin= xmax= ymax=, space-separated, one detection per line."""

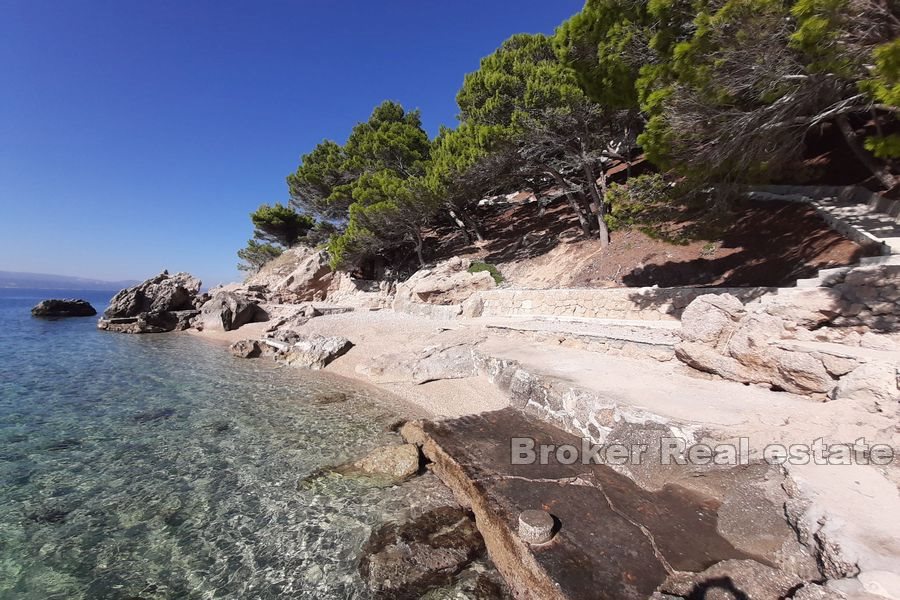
xmin=0 ymin=0 xmax=583 ymax=286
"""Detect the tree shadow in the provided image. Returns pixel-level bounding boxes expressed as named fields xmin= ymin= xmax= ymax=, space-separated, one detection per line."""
xmin=683 ymin=576 xmax=751 ymax=600
xmin=428 ymin=195 xmax=589 ymax=265
xmin=622 ymin=200 xmax=876 ymax=288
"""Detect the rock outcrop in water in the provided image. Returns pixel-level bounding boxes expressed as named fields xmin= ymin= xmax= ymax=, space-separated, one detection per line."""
xmin=31 ymin=299 xmax=97 ymax=317
xmin=359 ymin=506 xmax=486 ymax=600
xmin=98 ymin=271 xmax=201 ymax=333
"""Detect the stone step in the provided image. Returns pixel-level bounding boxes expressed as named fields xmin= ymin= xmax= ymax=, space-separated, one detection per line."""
xmin=795 ymin=277 xmax=824 ymax=288
xmin=860 ymin=254 xmax=900 ymax=266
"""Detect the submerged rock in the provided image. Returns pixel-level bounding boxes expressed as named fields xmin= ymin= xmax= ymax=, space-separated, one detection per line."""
xmin=98 ymin=310 xmax=198 ymax=334
xmin=31 ymin=299 xmax=97 ymax=317
xmin=351 ymin=444 xmax=421 ymax=481
xmin=359 ymin=506 xmax=485 ymax=600
xmin=229 ymin=339 xmax=261 ymax=358
xmin=132 ymin=407 xmax=175 ymax=423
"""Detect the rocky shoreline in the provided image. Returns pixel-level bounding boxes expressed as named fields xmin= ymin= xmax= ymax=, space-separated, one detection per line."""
xmin=90 ymin=246 xmax=900 ymax=600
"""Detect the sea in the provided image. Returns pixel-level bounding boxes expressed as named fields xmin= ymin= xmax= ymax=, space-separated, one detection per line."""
xmin=0 ymin=289 xmax=458 ymax=599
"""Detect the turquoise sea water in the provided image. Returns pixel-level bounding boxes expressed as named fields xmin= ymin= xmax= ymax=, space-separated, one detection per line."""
xmin=0 ymin=289 xmax=456 ymax=599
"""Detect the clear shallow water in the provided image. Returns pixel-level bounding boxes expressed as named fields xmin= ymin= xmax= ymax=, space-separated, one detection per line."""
xmin=0 ymin=289 xmax=456 ymax=599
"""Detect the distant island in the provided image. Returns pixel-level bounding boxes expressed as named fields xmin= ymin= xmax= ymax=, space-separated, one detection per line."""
xmin=0 ymin=270 xmax=139 ymax=291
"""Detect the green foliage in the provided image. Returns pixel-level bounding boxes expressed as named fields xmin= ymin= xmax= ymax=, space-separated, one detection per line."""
xmin=864 ymin=39 xmax=900 ymax=107
xmin=237 ymin=239 xmax=283 ymax=273
xmin=286 ymin=140 xmax=353 ymax=220
xmin=287 ymin=101 xmax=438 ymax=271
xmin=456 ymin=33 xmax=584 ymax=130
xmin=865 ymin=134 xmax=900 ymax=160
xmin=790 ymin=0 xmax=853 ymax=74
xmin=553 ymin=0 xmax=650 ymax=109
xmin=250 ymin=203 xmax=314 ymax=248
xmin=604 ymin=174 xmax=672 ymax=230
xmin=467 ymin=261 xmax=503 ymax=284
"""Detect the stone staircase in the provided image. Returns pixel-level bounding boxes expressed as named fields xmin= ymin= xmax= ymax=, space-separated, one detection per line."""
xmin=746 ymin=185 xmax=900 ymax=288
xmin=794 ymin=254 xmax=900 ymax=288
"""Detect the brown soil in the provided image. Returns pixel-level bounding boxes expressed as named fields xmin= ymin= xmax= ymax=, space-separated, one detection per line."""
xmin=427 ymin=196 xmax=876 ymax=289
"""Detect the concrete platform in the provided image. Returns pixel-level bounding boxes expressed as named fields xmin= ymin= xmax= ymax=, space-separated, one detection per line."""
xmin=402 ymin=408 xmax=812 ymax=600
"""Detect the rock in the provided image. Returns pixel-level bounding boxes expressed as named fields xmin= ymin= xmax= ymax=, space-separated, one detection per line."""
xmin=359 ymin=506 xmax=485 ymax=600
xmin=98 ymin=310 xmax=184 ymax=334
xmin=832 ymin=362 xmax=899 ymax=412
xmin=461 ymin=294 xmax=485 ymax=318
xmin=281 ymin=334 xmax=352 ymax=369
xmin=410 ymin=344 xmax=477 ymax=384
xmin=356 ymin=343 xmax=478 ymax=385
xmin=352 ymin=444 xmax=421 ymax=481
xmin=675 ymin=341 xmax=758 ymax=383
xmin=246 ymin=247 xmax=335 ymax=303
xmin=403 ymin=408 xmax=799 ymax=600
xmin=817 ymin=352 xmax=859 ymax=378
xmin=860 ymin=332 xmax=897 ymax=351
xmin=395 ymin=257 xmax=496 ymax=308
xmin=103 ymin=271 xmax=201 ymax=318
xmin=195 ymin=291 xmax=266 ymax=332
xmin=660 ymin=559 xmax=803 ymax=600
xmin=679 ymin=293 xmax=745 ymax=346
xmin=229 ymin=339 xmax=261 ymax=358
xmin=677 ymin=299 xmax=836 ymax=396
xmin=99 ymin=271 xmax=202 ymax=334
xmin=31 ymin=299 xmax=97 ymax=317
xmin=792 ymin=584 xmax=848 ymax=600
xmin=760 ymin=288 xmax=845 ymax=328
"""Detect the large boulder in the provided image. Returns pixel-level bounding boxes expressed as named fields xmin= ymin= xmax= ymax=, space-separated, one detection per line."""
xmin=832 ymin=362 xmax=899 ymax=412
xmin=31 ymin=299 xmax=97 ymax=317
xmin=194 ymin=291 xmax=266 ymax=332
xmin=676 ymin=280 xmax=899 ymax=400
xmin=676 ymin=295 xmax=836 ymax=396
xmin=245 ymin=247 xmax=335 ymax=303
xmin=103 ymin=271 xmax=201 ymax=318
xmin=680 ymin=293 xmax=746 ymax=347
xmin=359 ymin=506 xmax=485 ymax=600
xmin=395 ymin=257 xmax=496 ymax=308
xmin=98 ymin=271 xmax=201 ymax=334
xmin=281 ymin=334 xmax=353 ymax=369
xmin=356 ymin=343 xmax=478 ymax=385
xmin=272 ymin=249 xmax=333 ymax=301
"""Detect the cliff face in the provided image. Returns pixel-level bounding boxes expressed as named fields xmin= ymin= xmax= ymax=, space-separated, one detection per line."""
xmin=243 ymin=246 xmax=334 ymax=303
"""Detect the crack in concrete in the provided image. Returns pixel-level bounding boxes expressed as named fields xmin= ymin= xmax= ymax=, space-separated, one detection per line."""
xmin=475 ymin=473 xmax=598 ymax=487
xmin=591 ymin=475 xmax=676 ymax=576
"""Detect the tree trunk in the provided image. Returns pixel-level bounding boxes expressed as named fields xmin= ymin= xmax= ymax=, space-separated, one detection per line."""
xmin=836 ymin=114 xmax=897 ymax=189
xmin=447 ymin=208 xmax=472 ymax=243
xmin=414 ymin=231 xmax=425 ymax=268
xmin=547 ymin=168 xmax=591 ymax=236
xmin=583 ymin=162 xmax=610 ymax=247
xmin=460 ymin=208 xmax=485 ymax=242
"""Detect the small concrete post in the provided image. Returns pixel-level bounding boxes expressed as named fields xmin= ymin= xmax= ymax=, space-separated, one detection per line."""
xmin=518 ymin=509 xmax=555 ymax=544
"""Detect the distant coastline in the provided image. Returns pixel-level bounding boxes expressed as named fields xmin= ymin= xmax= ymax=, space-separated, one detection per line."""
xmin=0 ymin=270 xmax=138 ymax=291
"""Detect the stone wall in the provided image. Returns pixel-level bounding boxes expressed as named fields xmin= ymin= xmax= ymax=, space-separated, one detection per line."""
xmin=470 ymin=287 xmax=774 ymax=321
xmin=817 ymin=263 xmax=900 ymax=331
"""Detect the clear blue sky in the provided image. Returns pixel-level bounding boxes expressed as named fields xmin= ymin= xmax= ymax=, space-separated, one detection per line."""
xmin=0 ymin=0 xmax=583 ymax=286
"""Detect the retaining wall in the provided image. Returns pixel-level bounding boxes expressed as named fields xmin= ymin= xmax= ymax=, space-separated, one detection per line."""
xmin=470 ymin=286 xmax=774 ymax=321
